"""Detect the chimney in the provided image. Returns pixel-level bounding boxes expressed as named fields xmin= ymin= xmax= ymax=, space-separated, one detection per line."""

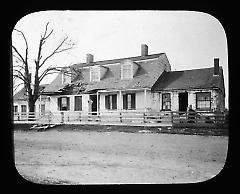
xmin=214 ymin=58 xmax=220 ymax=75
xmin=141 ymin=44 xmax=148 ymax=56
xmin=86 ymin=53 xmax=94 ymax=64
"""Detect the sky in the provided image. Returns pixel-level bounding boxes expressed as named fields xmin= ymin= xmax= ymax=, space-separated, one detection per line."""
xmin=12 ymin=10 xmax=228 ymax=108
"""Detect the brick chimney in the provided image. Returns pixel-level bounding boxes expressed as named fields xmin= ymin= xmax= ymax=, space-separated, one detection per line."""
xmin=141 ymin=44 xmax=148 ymax=56
xmin=86 ymin=53 xmax=94 ymax=64
xmin=214 ymin=58 xmax=220 ymax=75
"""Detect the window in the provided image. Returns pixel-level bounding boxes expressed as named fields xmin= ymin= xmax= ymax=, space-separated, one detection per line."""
xmin=105 ymin=94 xmax=117 ymax=110
xmin=39 ymin=104 xmax=45 ymax=113
xmin=90 ymin=66 xmax=100 ymax=82
xmin=14 ymin=105 xmax=18 ymax=112
xmin=58 ymin=97 xmax=70 ymax=111
xmin=21 ymin=105 xmax=27 ymax=112
xmin=121 ymin=64 xmax=132 ymax=80
xmin=62 ymin=72 xmax=71 ymax=84
xmin=196 ymin=92 xmax=211 ymax=109
xmin=162 ymin=93 xmax=171 ymax=110
xmin=74 ymin=96 xmax=82 ymax=111
xmin=123 ymin=93 xmax=136 ymax=110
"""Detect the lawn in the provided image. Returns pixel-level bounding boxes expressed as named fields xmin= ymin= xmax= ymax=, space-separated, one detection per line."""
xmin=14 ymin=128 xmax=228 ymax=184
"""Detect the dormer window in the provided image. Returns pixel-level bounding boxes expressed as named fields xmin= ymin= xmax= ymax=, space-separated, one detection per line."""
xmin=62 ymin=71 xmax=71 ymax=84
xmin=121 ymin=59 xmax=139 ymax=80
xmin=90 ymin=65 xmax=108 ymax=82
xmin=90 ymin=66 xmax=100 ymax=82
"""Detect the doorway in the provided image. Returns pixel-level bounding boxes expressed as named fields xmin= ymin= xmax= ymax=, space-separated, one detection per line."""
xmin=179 ymin=92 xmax=188 ymax=112
xmin=89 ymin=94 xmax=97 ymax=114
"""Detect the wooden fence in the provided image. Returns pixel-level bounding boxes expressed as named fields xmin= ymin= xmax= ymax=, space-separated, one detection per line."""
xmin=13 ymin=110 xmax=228 ymax=128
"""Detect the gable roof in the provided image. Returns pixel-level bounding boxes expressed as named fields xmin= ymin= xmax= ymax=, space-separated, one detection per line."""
xmin=152 ymin=67 xmax=225 ymax=92
xmin=43 ymin=53 xmax=170 ymax=94
xmin=13 ymin=84 xmax=49 ymax=101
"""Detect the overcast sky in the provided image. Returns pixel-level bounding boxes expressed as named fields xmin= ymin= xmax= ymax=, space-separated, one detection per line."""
xmin=12 ymin=10 xmax=228 ymax=108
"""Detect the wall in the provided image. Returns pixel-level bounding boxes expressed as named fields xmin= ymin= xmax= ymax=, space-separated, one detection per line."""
xmin=13 ymin=95 xmax=50 ymax=113
xmin=48 ymin=94 xmax=89 ymax=112
xmin=150 ymin=89 xmax=224 ymax=112
xmin=99 ymin=90 xmax=150 ymax=112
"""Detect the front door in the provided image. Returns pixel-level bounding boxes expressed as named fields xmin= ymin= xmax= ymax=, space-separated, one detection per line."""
xmin=179 ymin=92 xmax=188 ymax=112
xmin=89 ymin=95 xmax=97 ymax=115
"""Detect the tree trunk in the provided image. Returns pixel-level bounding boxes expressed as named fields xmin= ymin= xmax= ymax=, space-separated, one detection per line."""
xmin=28 ymin=95 xmax=35 ymax=112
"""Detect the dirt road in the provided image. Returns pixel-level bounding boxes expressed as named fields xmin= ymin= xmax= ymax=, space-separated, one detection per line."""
xmin=14 ymin=130 xmax=228 ymax=184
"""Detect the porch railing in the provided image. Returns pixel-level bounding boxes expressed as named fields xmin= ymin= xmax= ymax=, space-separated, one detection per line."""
xmin=13 ymin=110 xmax=228 ymax=127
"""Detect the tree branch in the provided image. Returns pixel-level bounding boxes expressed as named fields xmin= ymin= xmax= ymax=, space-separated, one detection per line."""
xmin=13 ymin=82 xmax=25 ymax=92
xmin=39 ymin=36 xmax=74 ymax=68
xmin=13 ymin=69 xmax=27 ymax=81
xmin=12 ymin=45 xmax=26 ymax=65
xmin=13 ymin=74 xmax=26 ymax=83
xmin=39 ymin=67 xmax=61 ymax=82
xmin=13 ymin=29 xmax=28 ymax=50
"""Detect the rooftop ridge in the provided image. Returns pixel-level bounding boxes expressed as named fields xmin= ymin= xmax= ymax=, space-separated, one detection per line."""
xmin=170 ymin=66 xmax=218 ymax=73
xmin=72 ymin=53 xmax=164 ymax=67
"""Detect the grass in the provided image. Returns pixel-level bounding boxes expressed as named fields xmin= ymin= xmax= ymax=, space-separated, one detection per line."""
xmin=13 ymin=123 xmax=228 ymax=136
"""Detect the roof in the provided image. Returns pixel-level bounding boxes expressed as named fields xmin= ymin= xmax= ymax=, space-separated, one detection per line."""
xmin=13 ymin=84 xmax=49 ymax=101
xmin=43 ymin=53 xmax=170 ymax=94
xmin=71 ymin=53 xmax=165 ymax=68
xmin=152 ymin=67 xmax=225 ymax=92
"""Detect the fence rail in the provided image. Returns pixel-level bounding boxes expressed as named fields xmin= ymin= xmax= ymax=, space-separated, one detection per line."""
xmin=13 ymin=110 xmax=228 ymax=127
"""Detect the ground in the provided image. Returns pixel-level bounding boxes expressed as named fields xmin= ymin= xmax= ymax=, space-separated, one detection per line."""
xmin=14 ymin=128 xmax=228 ymax=184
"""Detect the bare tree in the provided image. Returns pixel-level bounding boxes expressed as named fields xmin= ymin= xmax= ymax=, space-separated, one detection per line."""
xmin=12 ymin=22 xmax=75 ymax=112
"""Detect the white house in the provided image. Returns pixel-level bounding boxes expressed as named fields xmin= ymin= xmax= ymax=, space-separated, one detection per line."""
xmin=13 ymin=44 xmax=226 ymax=124
xmin=42 ymin=44 xmax=225 ymax=117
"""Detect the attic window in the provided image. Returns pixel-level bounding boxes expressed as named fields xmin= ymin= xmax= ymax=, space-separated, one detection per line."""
xmin=62 ymin=71 xmax=71 ymax=84
xmin=90 ymin=65 xmax=108 ymax=82
xmin=121 ymin=64 xmax=132 ymax=79
xmin=90 ymin=66 xmax=100 ymax=82
xmin=120 ymin=60 xmax=139 ymax=80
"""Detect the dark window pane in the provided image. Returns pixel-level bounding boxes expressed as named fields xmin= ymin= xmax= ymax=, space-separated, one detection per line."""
xmin=123 ymin=94 xmax=127 ymax=110
xmin=112 ymin=94 xmax=117 ymax=110
xmin=131 ymin=93 xmax=136 ymax=109
xmin=74 ymin=96 xmax=82 ymax=111
xmin=105 ymin=95 xmax=110 ymax=109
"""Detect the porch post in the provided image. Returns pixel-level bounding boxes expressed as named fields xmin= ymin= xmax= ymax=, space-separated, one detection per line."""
xmin=97 ymin=91 xmax=99 ymax=115
xmin=119 ymin=90 xmax=122 ymax=123
xmin=144 ymin=89 xmax=147 ymax=113
xmin=39 ymin=94 xmax=42 ymax=115
xmin=119 ymin=90 xmax=122 ymax=110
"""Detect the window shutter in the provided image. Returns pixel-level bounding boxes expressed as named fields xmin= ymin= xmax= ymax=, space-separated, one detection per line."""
xmin=131 ymin=93 xmax=136 ymax=109
xmin=112 ymin=94 xmax=117 ymax=109
xmin=105 ymin=95 xmax=110 ymax=109
xmin=67 ymin=97 xmax=70 ymax=110
xmin=57 ymin=98 xmax=61 ymax=111
xmin=123 ymin=94 xmax=127 ymax=110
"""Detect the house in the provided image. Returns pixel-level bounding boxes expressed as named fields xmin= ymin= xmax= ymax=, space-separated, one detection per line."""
xmin=151 ymin=58 xmax=225 ymax=113
xmin=13 ymin=84 xmax=50 ymax=116
xmin=42 ymin=44 xmax=225 ymax=122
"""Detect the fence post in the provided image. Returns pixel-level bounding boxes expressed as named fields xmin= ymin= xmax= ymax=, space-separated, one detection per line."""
xmin=48 ymin=112 xmax=51 ymax=124
xmin=61 ymin=112 xmax=64 ymax=124
xmin=98 ymin=112 xmax=100 ymax=122
xmin=120 ymin=111 xmax=122 ymax=123
xmin=143 ymin=112 xmax=146 ymax=123
xmin=79 ymin=112 xmax=81 ymax=122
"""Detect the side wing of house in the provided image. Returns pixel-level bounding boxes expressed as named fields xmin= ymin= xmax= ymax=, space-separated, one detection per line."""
xmin=150 ymin=59 xmax=226 ymax=112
